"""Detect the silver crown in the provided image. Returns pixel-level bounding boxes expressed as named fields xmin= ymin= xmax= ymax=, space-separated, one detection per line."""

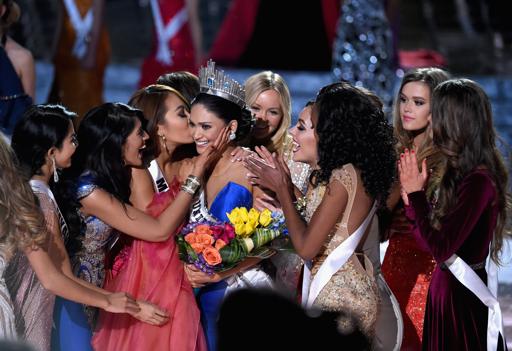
xmin=199 ymin=59 xmax=245 ymax=108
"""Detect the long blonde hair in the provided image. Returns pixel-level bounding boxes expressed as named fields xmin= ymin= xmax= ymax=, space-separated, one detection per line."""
xmin=244 ymin=71 xmax=291 ymax=154
xmin=0 ymin=133 xmax=47 ymax=258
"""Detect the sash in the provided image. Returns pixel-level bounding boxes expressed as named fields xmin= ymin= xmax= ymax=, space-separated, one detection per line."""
xmin=29 ymin=180 xmax=70 ymax=244
xmin=63 ymin=0 xmax=93 ymax=59
xmin=444 ymin=252 xmax=506 ymax=351
xmin=302 ymin=202 xmax=377 ymax=308
xmin=148 ymin=159 xmax=169 ymax=193
xmin=149 ymin=0 xmax=188 ymax=65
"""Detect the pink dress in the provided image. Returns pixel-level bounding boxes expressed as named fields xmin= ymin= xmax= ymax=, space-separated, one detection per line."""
xmin=92 ymin=179 xmax=206 ymax=351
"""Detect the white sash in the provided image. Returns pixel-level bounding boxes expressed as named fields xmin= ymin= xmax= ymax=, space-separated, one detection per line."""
xmin=63 ymin=0 xmax=93 ymax=59
xmin=149 ymin=0 xmax=188 ymax=65
xmin=445 ymin=252 xmax=506 ymax=351
xmin=302 ymin=202 xmax=378 ymax=308
xmin=148 ymin=160 xmax=169 ymax=193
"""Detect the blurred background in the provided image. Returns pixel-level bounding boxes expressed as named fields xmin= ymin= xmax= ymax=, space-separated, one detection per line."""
xmin=7 ymin=0 xmax=512 ymax=344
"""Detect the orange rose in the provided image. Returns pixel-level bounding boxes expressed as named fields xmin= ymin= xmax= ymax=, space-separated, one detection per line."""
xmin=196 ymin=233 xmax=214 ymax=247
xmin=202 ymin=247 xmax=222 ymax=266
xmin=190 ymin=242 xmax=205 ymax=254
xmin=214 ymin=239 xmax=227 ymax=250
xmin=195 ymin=225 xmax=212 ymax=236
xmin=184 ymin=233 xmax=197 ymax=244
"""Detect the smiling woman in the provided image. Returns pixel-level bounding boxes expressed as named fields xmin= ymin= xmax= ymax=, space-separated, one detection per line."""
xmin=53 ymin=102 xmax=225 ymax=350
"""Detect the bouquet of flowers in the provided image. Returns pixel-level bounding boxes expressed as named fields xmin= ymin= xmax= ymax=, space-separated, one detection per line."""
xmin=176 ymin=208 xmax=287 ymax=274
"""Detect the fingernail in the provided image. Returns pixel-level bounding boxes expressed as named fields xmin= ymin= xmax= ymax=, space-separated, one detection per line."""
xmin=411 ymin=150 xmax=415 ymax=154
xmin=400 ymin=154 xmax=404 ymax=158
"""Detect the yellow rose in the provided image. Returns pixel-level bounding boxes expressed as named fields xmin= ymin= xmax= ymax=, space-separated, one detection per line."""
xmin=239 ymin=207 xmax=249 ymax=222
xmin=244 ymin=221 xmax=258 ymax=236
xmin=258 ymin=209 xmax=273 ymax=227
xmin=248 ymin=208 xmax=260 ymax=224
xmin=227 ymin=208 xmax=242 ymax=225
xmin=234 ymin=222 xmax=246 ymax=236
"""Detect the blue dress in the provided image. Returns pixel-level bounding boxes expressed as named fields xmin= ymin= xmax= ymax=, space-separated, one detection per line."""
xmin=189 ymin=182 xmax=253 ymax=351
xmin=52 ymin=172 xmax=118 ymax=351
xmin=0 ymin=43 xmax=32 ymax=136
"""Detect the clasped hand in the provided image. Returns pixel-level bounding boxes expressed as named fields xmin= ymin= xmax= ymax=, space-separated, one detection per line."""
xmin=242 ymin=146 xmax=293 ymax=197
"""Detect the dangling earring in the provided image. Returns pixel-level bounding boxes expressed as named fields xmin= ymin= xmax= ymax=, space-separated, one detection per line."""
xmin=229 ymin=131 xmax=236 ymax=141
xmin=52 ymin=157 xmax=59 ymax=183
xmin=159 ymin=134 xmax=169 ymax=154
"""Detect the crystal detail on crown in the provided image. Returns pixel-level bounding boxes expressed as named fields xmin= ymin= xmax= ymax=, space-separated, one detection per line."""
xmin=199 ymin=59 xmax=246 ymax=108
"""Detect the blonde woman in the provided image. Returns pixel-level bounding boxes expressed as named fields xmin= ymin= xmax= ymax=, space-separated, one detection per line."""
xmin=233 ymin=71 xmax=310 ymax=296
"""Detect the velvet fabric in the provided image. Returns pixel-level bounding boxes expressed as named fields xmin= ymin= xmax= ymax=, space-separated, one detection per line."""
xmin=92 ymin=179 xmax=206 ymax=351
xmin=406 ymin=169 xmax=505 ymax=351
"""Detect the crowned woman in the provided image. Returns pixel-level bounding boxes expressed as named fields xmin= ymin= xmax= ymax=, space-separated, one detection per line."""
xmin=183 ymin=60 xmax=274 ymax=351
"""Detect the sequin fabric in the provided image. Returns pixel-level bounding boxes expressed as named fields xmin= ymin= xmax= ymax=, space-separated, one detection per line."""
xmin=331 ymin=0 xmax=400 ymax=113
xmin=0 ymin=253 xmax=16 ymax=339
xmin=5 ymin=186 xmax=61 ymax=351
xmin=72 ymin=177 xmax=118 ymax=326
xmin=305 ymin=165 xmax=379 ymax=338
xmin=382 ymin=206 xmax=436 ymax=349
xmin=269 ymin=135 xmax=310 ymax=297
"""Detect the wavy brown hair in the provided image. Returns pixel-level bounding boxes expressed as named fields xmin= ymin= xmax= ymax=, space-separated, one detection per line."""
xmin=393 ymin=67 xmax=450 ymax=197
xmin=431 ymin=79 xmax=510 ymax=264
xmin=0 ymin=133 xmax=47 ymax=258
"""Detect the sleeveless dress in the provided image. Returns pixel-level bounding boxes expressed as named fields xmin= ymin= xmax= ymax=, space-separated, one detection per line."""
xmin=51 ymin=172 xmax=117 ymax=351
xmin=0 ymin=43 xmax=32 ymax=136
xmin=382 ymin=204 xmax=436 ymax=349
xmin=92 ymin=161 xmax=207 ymax=351
xmin=189 ymin=182 xmax=272 ymax=351
xmin=5 ymin=180 xmax=69 ymax=351
xmin=304 ymin=165 xmax=380 ymax=339
xmin=267 ymin=135 xmax=310 ymax=297
xmin=138 ymin=0 xmax=196 ymax=88
xmin=0 ymin=251 xmax=16 ymax=339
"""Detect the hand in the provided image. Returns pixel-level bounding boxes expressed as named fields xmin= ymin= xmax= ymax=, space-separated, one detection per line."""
xmin=132 ymin=300 xmax=170 ymax=326
xmin=254 ymin=192 xmax=282 ymax=212
xmin=254 ymin=146 xmax=276 ymax=169
xmin=192 ymin=127 xmax=231 ymax=177
xmin=243 ymin=147 xmax=293 ymax=196
xmin=230 ymin=146 xmax=254 ymax=163
xmin=184 ymin=264 xmax=221 ymax=288
xmin=104 ymin=292 xmax=140 ymax=315
xmin=398 ymin=149 xmax=427 ymax=199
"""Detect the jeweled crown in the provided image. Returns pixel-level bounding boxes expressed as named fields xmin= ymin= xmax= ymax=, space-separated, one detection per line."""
xmin=199 ymin=59 xmax=246 ymax=108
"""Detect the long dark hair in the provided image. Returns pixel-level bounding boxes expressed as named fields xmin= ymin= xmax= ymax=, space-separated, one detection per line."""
xmin=56 ymin=103 xmax=144 ymax=255
xmin=191 ymin=93 xmax=254 ymax=142
xmin=11 ymin=104 xmax=75 ymax=180
xmin=312 ymin=82 xmax=396 ymax=207
xmin=431 ymin=79 xmax=510 ymax=263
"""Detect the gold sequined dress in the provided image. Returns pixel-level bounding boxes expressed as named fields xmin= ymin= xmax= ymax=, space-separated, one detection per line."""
xmin=305 ymin=164 xmax=379 ymax=338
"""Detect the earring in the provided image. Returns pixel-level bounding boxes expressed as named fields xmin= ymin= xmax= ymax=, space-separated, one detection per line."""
xmin=52 ymin=157 xmax=59 ymax=183
xmin=159 ymin=134 xmax=169 ymax=154
xmin=229 ymin=131 xmax=236 ymax=141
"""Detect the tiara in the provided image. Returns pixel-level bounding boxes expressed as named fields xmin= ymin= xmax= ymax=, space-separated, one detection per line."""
xmin=199 ymin=59 xmax=245 ymax=108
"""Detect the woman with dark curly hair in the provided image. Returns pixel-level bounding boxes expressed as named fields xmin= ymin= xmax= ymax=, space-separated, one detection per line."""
xmin=245 ymin=81 xmax=396 ymax=343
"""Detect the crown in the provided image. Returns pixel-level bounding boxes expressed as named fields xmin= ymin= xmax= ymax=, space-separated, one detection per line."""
xmin=199 ymin=59 xmax=246 ymax=108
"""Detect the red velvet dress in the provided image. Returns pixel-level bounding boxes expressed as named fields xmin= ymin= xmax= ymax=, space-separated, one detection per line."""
xmin=92 ymin=179 xmax=206 ymax=351
xmin=406 ymin=169 xmax=504 ymax=351
xmin=382 ymin=205 xmax=436 ymax=350
xmin=138 ymin=0 xmax=196 ymax=88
